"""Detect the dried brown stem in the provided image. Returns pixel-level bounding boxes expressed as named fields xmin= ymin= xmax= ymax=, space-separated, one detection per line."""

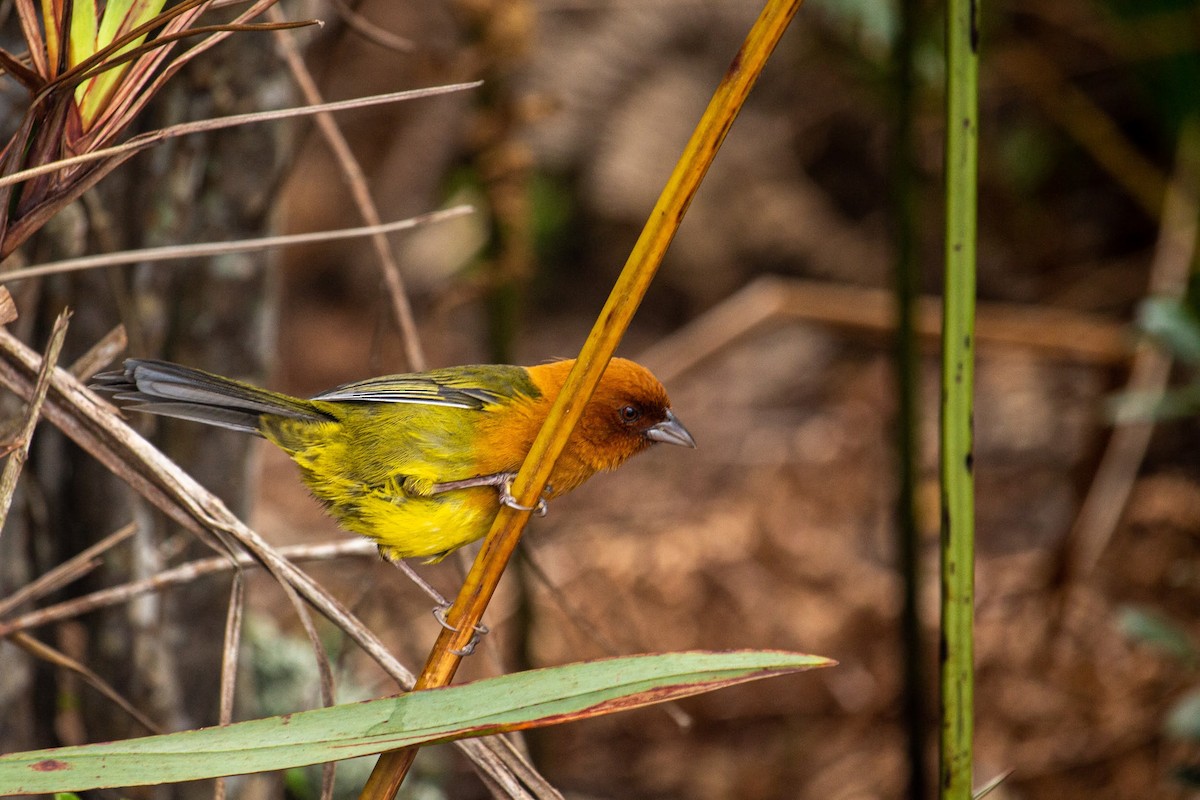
xmin=0 ymin=309 xmax=69 ymax=533
xmin=213 ymin=572 xmax=246 ymax=800
xmin=0 ymin=538 xmax=377 ymax=636
xmin=0 ymin=84 xmax=481 ymax=194
xmin=0 ymin=521 xmax=137 ymax=618
xmin=269 ymin=7 xmax=432 ymax=371
xmin=328 ymin=0 xmax=415 ymax=53
xmin=639 ymin=275 xmax=1132 ymax=384
xmin=1068 ymin=131 xmax=1200 ymax=575
xmin=10 ymin=631 xmax=163 ymax=735
xmin=1 ymin=208 xmax=472 ymax=282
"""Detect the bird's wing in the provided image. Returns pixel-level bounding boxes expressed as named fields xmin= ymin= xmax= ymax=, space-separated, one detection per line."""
xmin=311 ymin=365 xmax=539 ymax=410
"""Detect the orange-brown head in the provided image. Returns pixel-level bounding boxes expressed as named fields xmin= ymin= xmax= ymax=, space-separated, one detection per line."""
xmin=474 ymin=357 xmax=695 ymax=497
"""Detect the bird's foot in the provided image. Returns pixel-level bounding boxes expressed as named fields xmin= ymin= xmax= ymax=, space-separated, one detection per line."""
xmin=496 ymin=474 xmax=548 ymax=517
xmin=430 ymin=472 xmax=549 ymax=516
xmin=432 ymin=607 xmax=490 ymax=656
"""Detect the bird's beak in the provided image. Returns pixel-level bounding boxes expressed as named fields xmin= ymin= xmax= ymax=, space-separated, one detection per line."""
xmin=646 ymin=409 xmax=697 ymax=448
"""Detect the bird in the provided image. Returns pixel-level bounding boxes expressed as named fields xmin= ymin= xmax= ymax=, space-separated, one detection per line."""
xmin=94 ymin=357 xmax=696 ymax=563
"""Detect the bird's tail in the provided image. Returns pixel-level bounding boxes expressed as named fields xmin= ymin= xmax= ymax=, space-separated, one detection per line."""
xmin=93 ymin=359 xmax=332 ymax=435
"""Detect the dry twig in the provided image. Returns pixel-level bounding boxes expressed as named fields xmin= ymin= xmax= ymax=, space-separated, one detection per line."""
xmin=639 ymin=275 xmax=1131 ymax=383
xmin=0 ymin=209 xmax=472 ymax=283
xmin=213 ymin=573 xmax=246 ymax=800
xmin=269 ymin=8 xmax=433 ymax=371
xmin=327 ymin=0 xmax=415 ymax=53
xmin=0 ymin=522 xmax=137 ymax=618
xmin=1068 ymin=133 xmax=1200 ymax=575
xmin=0 ymin=85 xmax=480 ymax=196
xmin=0 ymin=539 xmax=376 ymax=636
xmin=0 ymin=309 xmax=69 ymax=532
xmin=9 ymin=630 xmax=163 ymax=735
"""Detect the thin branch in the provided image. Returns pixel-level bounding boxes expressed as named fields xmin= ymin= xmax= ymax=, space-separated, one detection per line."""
xmin=328 ymin=0 xmax=414 ymax=53
xmin=1068 ymin=126 xmax=1200 ymax=575
xmin=0 ymin=207 xmax=473 ymax=282
xmin=213 ymin=572 xmax=245 ymax=800
xmin=0 ymin=522 xmax=137 ymax=618
xmin=269 ymin=6 xmax=428 ymax=371
xmin=0 ymin=539 xmax=375 ymax=636
xmin=10 ymin=631 xmax=163 ymax=734
xmin=218 ymin=573 xmax=245 ymax=727
xmin=0 ymin=83 xmax=482 ymax=193
xmin=0 ymin=309 xmax=69 ymax=533
xmin=0 ymin=322 xmax=127 ymax=463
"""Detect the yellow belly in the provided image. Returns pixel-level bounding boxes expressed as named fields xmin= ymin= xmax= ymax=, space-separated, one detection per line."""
xmin=262 ymin=415 xmax=504 ymax=561
xmin=330 ymin=485 xmax=500 ymax=561
xmin=292 ymin=468 xmax=501 ymax=560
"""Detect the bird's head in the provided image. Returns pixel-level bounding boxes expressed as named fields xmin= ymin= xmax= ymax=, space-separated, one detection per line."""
xmin=528 ymin=358 xmax=695 ymax=486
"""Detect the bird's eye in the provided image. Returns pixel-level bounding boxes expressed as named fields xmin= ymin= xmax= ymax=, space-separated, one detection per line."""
xmin=618 ymin=404 xmax=642 ymax=424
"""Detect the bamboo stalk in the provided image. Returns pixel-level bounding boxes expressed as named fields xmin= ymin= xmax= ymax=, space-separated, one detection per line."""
xmin=939 ymin=0 xmax=979 ymax=795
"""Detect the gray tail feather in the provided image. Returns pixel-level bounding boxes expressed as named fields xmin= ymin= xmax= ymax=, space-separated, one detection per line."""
xmin=92 ymin=359 xmax=332 ymax=435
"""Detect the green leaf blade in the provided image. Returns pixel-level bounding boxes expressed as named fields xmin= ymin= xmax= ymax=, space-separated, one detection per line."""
xmin=0 ymin=650 xmax=833 ymax=795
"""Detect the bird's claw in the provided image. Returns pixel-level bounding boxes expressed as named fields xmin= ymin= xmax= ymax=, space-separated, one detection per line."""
xmin=432 ymin=606 xmax=490 ymax=656
xmin=498 ymin=477 xmax=548 ymax=516
xmin=429 ymin=472 xmax=550 ymax=516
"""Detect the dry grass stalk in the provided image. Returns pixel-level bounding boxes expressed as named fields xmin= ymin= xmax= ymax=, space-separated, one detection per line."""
xmin=0 ymin=207 xmax=473 ymax=282
xmin=0 ymin=84 xmax=480 ymax=196
xmin=0 ymin=522 xmax=137 ymax=619
xmin=268 ymin=8 xmax=432 ymax=371
xmin=0 ymin=309 xmax=69 ymax=532
xmin=0 ymin=538 xmax=376 ymax=637
xmin=1068 ymin=134 xmax=1200 ymax=576
xmin=9 ymin=630 xmax=163 ymax=735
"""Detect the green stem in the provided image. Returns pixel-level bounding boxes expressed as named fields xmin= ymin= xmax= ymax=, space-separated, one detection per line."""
xmin=940 ymin=0 xmax=979 ymax=796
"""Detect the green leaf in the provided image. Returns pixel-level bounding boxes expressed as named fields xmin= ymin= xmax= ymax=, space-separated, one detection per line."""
xmin=0 ymin=650 xmax=832 ymax=795
xmin=66 ymin=0 xmax=98 ymax=69
xmin=76 ymin=0 xmax=168 ymax=126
